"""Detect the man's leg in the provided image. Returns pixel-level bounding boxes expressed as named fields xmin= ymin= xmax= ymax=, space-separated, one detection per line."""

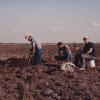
xmin=33 ymin=50 xmax=39 ymax=65
xmin=38 ymin=49 xmax=42 ymax=64
xmin=74 ymin=53 xmax=80 ymax=67
xmin=77 ymin=54 xmax=86 ymax=70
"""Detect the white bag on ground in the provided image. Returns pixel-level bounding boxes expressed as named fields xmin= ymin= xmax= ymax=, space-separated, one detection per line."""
xmin=61 ymin=62 xmax=75 ymax=72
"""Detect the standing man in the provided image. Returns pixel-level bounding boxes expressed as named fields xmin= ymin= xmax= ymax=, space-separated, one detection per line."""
xmin=25 ymin=34 xmax=42 ymax=66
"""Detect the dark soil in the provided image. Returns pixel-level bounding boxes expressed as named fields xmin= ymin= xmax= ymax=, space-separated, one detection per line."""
xmin=0 ymin=43 xmax=100 ymax=100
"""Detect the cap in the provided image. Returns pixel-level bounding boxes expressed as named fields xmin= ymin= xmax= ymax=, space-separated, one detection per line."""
xmin=83 ymin=36 xmax=89 ymax=40
xmin=57 ymin=42 xmax=63 ymax=46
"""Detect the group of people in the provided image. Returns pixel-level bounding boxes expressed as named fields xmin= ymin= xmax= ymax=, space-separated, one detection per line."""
xmin=25 ymin=34 xmax=96 ymax=70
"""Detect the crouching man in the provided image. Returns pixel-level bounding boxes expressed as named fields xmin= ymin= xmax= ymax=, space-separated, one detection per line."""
xmin=55 ymin=42 xmax=72 ymax=62
xmin=82 ymin=36 xmax=96 ymax=68
xmin=74 ymin=36 xmax=96 ymax=70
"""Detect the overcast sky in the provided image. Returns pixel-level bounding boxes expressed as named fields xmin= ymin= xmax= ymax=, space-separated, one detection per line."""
xmin=0 ymin=0 xmax=100 ymax=43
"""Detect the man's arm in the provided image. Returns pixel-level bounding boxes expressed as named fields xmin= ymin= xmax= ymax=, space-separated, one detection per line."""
xmin=65 ymin=45 xmax=72 ymax=54
xmin=86 ymin=48 xmax=93 ymax=55
xmin=29 ymin=48 xmax=35 ymax=58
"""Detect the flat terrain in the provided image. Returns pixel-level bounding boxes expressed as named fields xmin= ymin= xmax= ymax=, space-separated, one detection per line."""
xmin=0 ymin=43 xmax=100 ymax=100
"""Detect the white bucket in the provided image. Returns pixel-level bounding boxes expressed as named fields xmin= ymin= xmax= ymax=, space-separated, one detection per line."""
xmin=87 ymin=60 xmax=96 ymax=68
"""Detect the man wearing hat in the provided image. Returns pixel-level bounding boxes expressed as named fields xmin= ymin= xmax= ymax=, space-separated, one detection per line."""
xmin=25 ymin=34 xmax=42 ymax=66
xmin=82 ymin=36 xmax=96 ymax=57
xmin=82 ymin=36 xmax=96 ymax=67
xmin=74 ymin=36 xmax=96 ymax=70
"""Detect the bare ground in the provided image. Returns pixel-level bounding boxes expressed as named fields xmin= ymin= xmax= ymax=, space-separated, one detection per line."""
xmin=0 ymin=43 xmax=100 ymax=100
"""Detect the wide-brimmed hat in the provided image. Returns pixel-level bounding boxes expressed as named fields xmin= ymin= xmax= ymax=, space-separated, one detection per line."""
xmin=25 ymin=34 xmax=32 ymax=40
